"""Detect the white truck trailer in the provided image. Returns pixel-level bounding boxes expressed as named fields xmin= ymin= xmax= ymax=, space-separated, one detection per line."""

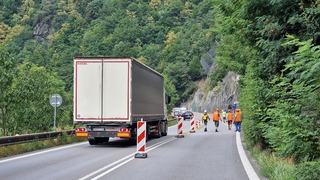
xmin=73 ymin=57 xmax=169 ymax=145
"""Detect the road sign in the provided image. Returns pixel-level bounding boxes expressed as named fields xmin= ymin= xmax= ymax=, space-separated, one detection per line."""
xmin=50 ymin=94 xmax=62 ymax=107
xmin=50 ymin=94 xmax=62 ymax=130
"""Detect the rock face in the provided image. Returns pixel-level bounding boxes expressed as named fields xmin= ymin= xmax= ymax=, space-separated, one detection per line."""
xmin=182 ymin=71 xmax=240 ymax=113
xmin=33 ymin=21 xmax=54 ymax=42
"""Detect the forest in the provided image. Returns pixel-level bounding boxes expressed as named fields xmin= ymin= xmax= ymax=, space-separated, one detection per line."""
xmin=0 ymin=0 xmax=319 ymax=178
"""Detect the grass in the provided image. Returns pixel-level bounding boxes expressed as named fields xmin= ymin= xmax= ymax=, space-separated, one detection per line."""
xmin=0 ymin=135 xmax=86 ymax=158
xmin=168 ymin=118 xmax=178 ymax=127
xmin=247 ymin=143 xmax=320 ymax=180
xmin=252 ymin=146 xmax=296 ymax=179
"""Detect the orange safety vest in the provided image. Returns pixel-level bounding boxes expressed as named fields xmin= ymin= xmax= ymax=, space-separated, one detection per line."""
xmin=234 ymin=111 xmax=241 ymax=122
xmin=212 ymin=111 xmax=220 ymax=121
xmin=227 ymin=112 xmax=233 ymax=121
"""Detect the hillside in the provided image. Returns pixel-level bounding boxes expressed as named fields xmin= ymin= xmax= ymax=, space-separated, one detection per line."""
xmin=0 ymin=1 xmax=319 ymax=178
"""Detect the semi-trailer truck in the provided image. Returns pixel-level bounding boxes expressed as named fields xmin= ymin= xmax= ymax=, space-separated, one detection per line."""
xmin=73 ymin=57 xmax=169 ymax=145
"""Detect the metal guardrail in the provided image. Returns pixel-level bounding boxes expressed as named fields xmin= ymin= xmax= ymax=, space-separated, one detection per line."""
xmin=0 ymin=130 xmax=75 ymax=146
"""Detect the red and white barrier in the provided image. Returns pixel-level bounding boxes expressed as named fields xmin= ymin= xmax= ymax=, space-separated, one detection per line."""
xmin=135 ymin=119 xmax=147 ymax=158
xmin=190 ymin=116 xmax=195 ymax=133
xmin=196 ymin=120 xmax=200 ymax=129
xmin=176 ymin=117 xmax=184 ymax=138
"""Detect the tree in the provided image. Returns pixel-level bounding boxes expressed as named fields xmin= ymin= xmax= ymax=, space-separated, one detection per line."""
xmin=263 ymin=37 xmax=320 ymax=161
xmin=0 ymin=44 xmax=16 ymax=136
xmin=5 ymin=62 xmax=69 ymax=134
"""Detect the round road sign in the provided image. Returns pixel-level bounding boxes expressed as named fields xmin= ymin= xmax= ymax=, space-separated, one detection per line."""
xmin=50 ymin=94 xmax=63 ymax=107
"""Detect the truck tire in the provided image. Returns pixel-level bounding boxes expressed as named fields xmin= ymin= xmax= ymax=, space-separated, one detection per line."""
xmin=146 ymin=124 xmax=150 ymax=141
xmin=88 ymin=139 xmax=98 ymax=145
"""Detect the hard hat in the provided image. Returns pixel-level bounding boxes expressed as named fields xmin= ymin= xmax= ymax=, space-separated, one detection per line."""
xmin=204 ymin=110 xmax=207 ymax=113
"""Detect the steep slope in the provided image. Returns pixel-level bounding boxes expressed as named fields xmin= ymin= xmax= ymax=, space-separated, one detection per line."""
xmin=182 ymin=71 xmax=240 ymax=113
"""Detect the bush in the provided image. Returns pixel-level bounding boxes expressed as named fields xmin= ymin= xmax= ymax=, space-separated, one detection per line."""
xmin=294 ymin=160 xmax=320 ymax=180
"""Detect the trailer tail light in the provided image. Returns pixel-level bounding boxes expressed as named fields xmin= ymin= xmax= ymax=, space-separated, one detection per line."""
xmin=117 ymin=128 xmax=131 ymax=138
xmin=75 ymin=127 xmax=89 ymax=138
xmin=76 ymin=127 xmax=86 ymax=132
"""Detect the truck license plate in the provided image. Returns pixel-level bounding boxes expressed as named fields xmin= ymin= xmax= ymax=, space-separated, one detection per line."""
xmin=93 ymin=128 xmax=104 ymax=131
xmin=105 ymin=127 xmax=119 ymax=131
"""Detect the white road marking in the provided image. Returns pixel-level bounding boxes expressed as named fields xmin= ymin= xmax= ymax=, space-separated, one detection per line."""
xmin=0 ymin=142 xmax=87 ymax=164
xmin=236 ymin=132 xmax=260 ymax=180
xmin=80 ymin=137 xmax=177 ymax=180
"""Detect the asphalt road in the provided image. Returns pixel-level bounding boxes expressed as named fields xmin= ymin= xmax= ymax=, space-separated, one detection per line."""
xmin=0 ymin=114 xmax=263 ymax=180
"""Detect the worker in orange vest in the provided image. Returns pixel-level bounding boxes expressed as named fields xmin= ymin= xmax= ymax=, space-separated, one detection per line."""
xmin=234 ymin=109 xmax=242 ymax=132
xmin=212 ymin=109 xmax=220 ymax=132
xmin=227 ymin=109 xmax=233 ymax=130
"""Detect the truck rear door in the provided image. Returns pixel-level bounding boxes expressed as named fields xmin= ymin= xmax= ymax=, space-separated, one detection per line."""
xmin=74 ymin=57 xmax=131 ymax=122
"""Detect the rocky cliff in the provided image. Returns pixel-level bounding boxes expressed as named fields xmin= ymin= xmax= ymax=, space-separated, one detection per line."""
xmin=181 ymin=71 xmax=240 ymax=113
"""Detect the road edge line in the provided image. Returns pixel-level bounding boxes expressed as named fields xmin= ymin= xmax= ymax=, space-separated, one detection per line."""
xmin=236 ymin=132 xmax=260 ymax=180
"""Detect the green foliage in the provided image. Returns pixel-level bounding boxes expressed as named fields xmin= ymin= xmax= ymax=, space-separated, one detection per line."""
xmin=214 ymin=0 xmax=320 ymax=164
xmin=1 ymin=0 xmax=221 ymax=135
xmin=0 ymin=135 xmax=86 ymax=158
xmin=0 ymin=44 xmax=16 ymax=136
xmin=1 ymin=1 xmax=319 ymax=170
xmin=240 ymin=60 xmax=268 ymax=147
xmin=209 ymin=0 xmax=252 ymax=87
xmin=4 ymin=62 xmax=69 ymax=134
xmin=262 ymin=37 xmax=320 ymax=161
xmin=164 ymin=75 xmax=179 ymax=111
xmin=294 ymin=160 xmax=320 ymax=180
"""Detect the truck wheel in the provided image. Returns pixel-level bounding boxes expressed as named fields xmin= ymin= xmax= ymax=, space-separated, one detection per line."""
xmin=88 ymin=139 xmax=98 ymax=145
xmin=146 ymin=125 xmax=150 ymax=141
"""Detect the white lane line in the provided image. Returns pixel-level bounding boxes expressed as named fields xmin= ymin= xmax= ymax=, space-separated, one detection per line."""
xmin=0 ymin=142 xmax=88 ymax=164
xmin=91 ymin=157 xmax=134 ymax=180
xmin=79 ymin=137 xmax=177 ymax=180
xmin=79 ymin=151 xmax=136 ymax=180
xmin=236 ymin=132 xmax=260 ymax=180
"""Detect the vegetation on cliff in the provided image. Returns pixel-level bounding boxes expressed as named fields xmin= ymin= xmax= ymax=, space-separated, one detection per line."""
xmin=0 ymin=1 xmax=319 ymax=178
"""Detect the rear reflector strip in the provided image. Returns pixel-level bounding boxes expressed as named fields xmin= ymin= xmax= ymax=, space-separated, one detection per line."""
xmin=117 ymin=132 xmax=131 ymax=138
xmin=76 ymin=132 xmax=89 ymax=137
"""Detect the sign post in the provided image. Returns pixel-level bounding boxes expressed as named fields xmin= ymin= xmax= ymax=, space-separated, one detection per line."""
xmin=50 ymin=94 xmax=63 ymax=130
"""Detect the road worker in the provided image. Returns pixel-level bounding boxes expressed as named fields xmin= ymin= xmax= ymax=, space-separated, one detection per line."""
xmin=212 ymin=109 xmax=220 ymax=132
xmin=234 ymin=109 xmax=242 ymax=132
xmin=222 ymin=110 xmax=227 ymax=123
xmin=202 ymin=110 xmax=210 ymax=132
xmin=227 ymin=109 xmax=233 ymax=130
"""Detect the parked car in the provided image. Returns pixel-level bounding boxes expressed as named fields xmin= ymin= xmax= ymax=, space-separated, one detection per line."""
xmin=173 ymin=110 xmax=181 ymax=117
xmin=171 ymin=107 xmax=181 ymax=117
xmin=181 ymin=111 xmax=193 ymax=120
